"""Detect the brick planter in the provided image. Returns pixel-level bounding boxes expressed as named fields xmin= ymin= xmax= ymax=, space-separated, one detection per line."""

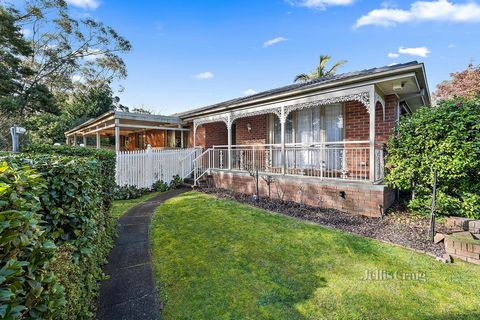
xmin=445 ymin=232 xmax=480 ymax=265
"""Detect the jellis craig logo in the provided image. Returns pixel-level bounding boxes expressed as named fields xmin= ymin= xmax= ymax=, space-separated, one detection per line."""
xmin=361 ymin=270 xmax=426 ymax=281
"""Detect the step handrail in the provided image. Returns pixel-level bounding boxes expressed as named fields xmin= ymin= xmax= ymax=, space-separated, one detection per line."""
xmin=191 ymin=148 xmax=213 ymax=186
xmin=178 ymin=147 xmax=202 ymax=179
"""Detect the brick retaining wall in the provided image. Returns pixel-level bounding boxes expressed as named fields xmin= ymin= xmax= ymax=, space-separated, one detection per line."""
xmin=211 ymin=171 xmax=395 ymax=218
xmin=445 ymin=233 xmax=480 ymax=265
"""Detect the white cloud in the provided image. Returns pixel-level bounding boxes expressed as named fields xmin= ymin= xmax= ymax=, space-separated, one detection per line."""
xmin=263 ymin=37 xmax=288 ymax=47
xmin=74 ymin=48 xmax=104 ymax=61
xmin=192 ymin=71 xmax=214 ymax=80
xmin=72 ymin=75 xmax=84 ymax=82
xmin=287 ymin=0 xmax=353 ymax=10
xmin=398 ymin=46 xmax=431 ymax=57
xmin=387 ymin=52 xmax=400 ymax=58
xmin=243 ymin=89 xmax=257 ymax=96
xmin=66 ymin=0 xmax=100 ymax=9
xmin=20 ymin=28 xmax=31 ymax=37
xmin=355 ymin=0 xmax=480 ymax=28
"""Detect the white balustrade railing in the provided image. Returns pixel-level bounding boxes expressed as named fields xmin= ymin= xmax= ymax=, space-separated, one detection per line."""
xmin=193 ymin=141 xmax=385 ymax=185
xmin=116 ymin=146 xmax=201 ymax=188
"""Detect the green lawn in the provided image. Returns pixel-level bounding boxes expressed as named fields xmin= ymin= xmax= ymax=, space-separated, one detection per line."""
xmin=111 ymin=191 xmax=163 ymax=219
xmin=150 ymin=192 xmax=480 ymax=320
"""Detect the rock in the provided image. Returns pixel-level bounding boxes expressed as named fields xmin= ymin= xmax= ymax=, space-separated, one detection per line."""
xmin=443 ymin=254 xmax=453 ymax=263
xmin=436 ymin=254 xmax=453 ymax=263
xmin=445 ymin=216 xmax=473 ymax=231
xmin=453 ymin=231 xmax=476 ymax=240
xmin=434 ymin=233 xmax=445 ymax=244
xmin=473 ymin=234 xmax=480 ymax=240
xmin=468 ymin=220 xmax=480 ymax=233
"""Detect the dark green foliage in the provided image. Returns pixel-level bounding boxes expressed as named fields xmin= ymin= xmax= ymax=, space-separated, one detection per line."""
xmin=1 ymin=144 xmax=117 ymax=318
xmin=22 ymin=144 xmax=116 ymax=210
xmin=114 ymin=175 xmax=183 ymax=200
xmin=113 ymin=185 xmax=151 ymax=200
xmin=0 ymin=162 xmax=65 ymax=319
xmin=385 ymin=98 xmax=480 ymax=218
xmin=169 ymin=175 xmax=183 ymax=189
xmin=152 ymin=180 xmax=169 ymax=193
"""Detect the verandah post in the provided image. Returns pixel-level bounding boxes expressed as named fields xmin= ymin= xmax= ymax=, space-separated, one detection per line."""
xmin=96 ymin=126 xmax=101 ymax=149
xmin=227 ymin=114 xmax=232 ymax=170
xmin=115 ymin=118 xmax=120 ymax=153
xmin=369 ymin=86 xmax=376 ymax=182
xmin=281 ymin=106 xmax=286 ymax=174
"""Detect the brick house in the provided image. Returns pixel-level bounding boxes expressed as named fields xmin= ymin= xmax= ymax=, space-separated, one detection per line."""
xmin=65 ymin=61 xmax=430 ymax=217
xmin=179 ymin=61 xmax=430 ymax=217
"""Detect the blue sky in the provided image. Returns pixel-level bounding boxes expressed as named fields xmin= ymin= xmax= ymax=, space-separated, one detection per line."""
xmin=67 ymin=0 xmax=480 ymax=115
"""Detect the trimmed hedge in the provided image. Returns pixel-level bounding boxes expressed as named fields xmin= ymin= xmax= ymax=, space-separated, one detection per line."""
xmin=0 ymin=162 xmax=64 ymax=319
xmin=1 ymin=146 xmax=117 ymax=319
xmin=22 ymin=144 xmax=116 ymax=210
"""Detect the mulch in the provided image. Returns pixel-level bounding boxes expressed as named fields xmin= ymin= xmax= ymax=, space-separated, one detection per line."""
xmin=200 ymin=188 xmax=446 ymax=258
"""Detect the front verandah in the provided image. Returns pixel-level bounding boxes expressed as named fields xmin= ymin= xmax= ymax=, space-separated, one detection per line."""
xmin=64 ymin=111 xmax=190 ymax=152
xmin=192 ymin=85 xmax=390 ymax=185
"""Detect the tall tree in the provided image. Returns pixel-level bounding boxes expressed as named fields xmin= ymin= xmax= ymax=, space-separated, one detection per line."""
xmin=0 ymin=6 xmax=39 ymax=149
xmin=0 ymin=0 xmax=131 ymax=148
xmin=294 ymin=55 xmax=347 ymax=83
xmin=433 ymin=63 xmax=480 ymax=103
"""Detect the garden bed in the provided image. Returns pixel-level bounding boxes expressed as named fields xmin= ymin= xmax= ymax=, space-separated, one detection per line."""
xmin=200 ymin=188 xmax=446 ymax=257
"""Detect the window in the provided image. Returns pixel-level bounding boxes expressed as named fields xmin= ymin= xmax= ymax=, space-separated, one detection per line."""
xmin=269 ymin=103 xmax=344 ymax=144
xmin=268 ymin=104 xmax=344 ymax=169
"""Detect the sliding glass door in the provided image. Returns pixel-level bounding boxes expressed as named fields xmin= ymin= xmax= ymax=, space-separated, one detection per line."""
xmin=324 ymin=104 xmax=344 ymax=170
xmin=269 ymin=103 xmax=344 ymax=171
xmin=295 ymin=103 xmax=343 ymax=169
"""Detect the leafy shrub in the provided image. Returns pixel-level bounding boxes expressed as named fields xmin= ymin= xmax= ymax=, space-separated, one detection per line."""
xmin=0 ymin=162 xmax=65 ymax=319
xmin=169 ymin=175 xmax=183 ymax=189
xmin=113 ymin=185 xmax=150 ymax=200
xmin=22 ymin=144 xmax=116 ymax=210
xmin=115 ymin=175 xmax=184 ymax=200
xmin=152 ymin=180 xmax=169 ymax=193
xmin=2 ymin=145 xmax=117 ymax=319
xmin=385 ymin=98 xmax=480 ymax=218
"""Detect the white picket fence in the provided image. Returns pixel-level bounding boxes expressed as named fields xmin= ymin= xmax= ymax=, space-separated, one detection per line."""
xmin=116 ymin=146 xmax=201 ymax=188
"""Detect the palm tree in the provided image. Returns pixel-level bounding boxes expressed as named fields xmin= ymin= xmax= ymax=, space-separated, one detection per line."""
xmin=294 ymin=55 xmax=347 ymax=83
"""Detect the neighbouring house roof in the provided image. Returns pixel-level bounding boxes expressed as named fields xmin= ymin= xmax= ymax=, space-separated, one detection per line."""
xmin=65 ymin=110 xmax=183 ymax=136
xmin=176 ymin=61 xmax=430 ymax=120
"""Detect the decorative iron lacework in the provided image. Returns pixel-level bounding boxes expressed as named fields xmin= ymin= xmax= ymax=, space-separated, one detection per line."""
xmin=193 ymin=115 xmax=230 ymax=130
xmin=282 ymin=91 xmax=371 ymax=122
xmin=375 ymin=92 xmax=385 ymax=109
xmin=230 ymin=107 xmax=281 ymax=123
xmin=194 ymin=91 xmax=372 ymax=127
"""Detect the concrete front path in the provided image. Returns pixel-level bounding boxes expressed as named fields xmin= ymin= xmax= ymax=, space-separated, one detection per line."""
xmin=96 ymin=188 xmax=189 ymax=320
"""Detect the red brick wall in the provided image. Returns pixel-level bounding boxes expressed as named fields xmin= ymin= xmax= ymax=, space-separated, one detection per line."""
xmin=344 ymin=95 xmax=397 ymax=142
xmin=205 ymin=122 xmax=228 ymax=148
xmin=211 ymin=172 xmax=395 ymax=218
xmin=234 ymin=115 xmax=267 ymax=145
xmin=376 ymin=95 xmax=397 ymax=144
xmin=345 ymin=100 xmax=369 ymax=141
